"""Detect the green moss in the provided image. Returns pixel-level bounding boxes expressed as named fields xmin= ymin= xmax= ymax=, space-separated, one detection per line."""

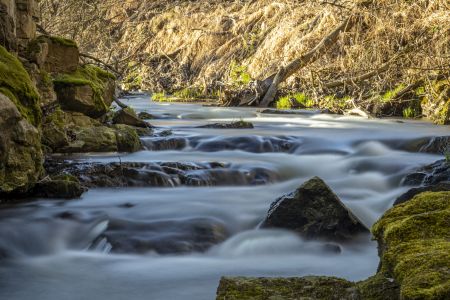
xmin=152 ymin=92 xmax=169 ymax=102
xmin=47 ymin=36 xmax=78 ymax=48
xmin=402 ymin=107 xmax=419 ymax=118
xmin=173 ymin=87 xmax=203 ymax=100
xmin=112 ymin=124 xmax=142 ymax=152
xmin=0 ymin=46 xmax=42 ymax=126
xmin=53 ymin=64 xmax=115 ymax=112
xmin=229 ymin=61 xmax=252 ymax=87
xmin=356 ymin=273 xmax=400 ymax=300
xmin=276 ymin=93 xmax=314 ymax=109
xmin=382 ymin=84 xmax=406 ymax=103
xmin=216 ymin=276 xmax=356 ymax=300
xmin=372 ymin=192 xmax=450 ymax=300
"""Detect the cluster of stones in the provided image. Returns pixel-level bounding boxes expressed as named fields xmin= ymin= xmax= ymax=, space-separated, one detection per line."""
xmin=0 ymin=0 xmax=149 ymax=197
xmin=216 ymin=166 xmax=450 ymax=300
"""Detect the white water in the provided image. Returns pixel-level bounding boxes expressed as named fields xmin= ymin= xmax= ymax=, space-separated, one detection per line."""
xmin=0 ymin=95 xmax=448 ymax=300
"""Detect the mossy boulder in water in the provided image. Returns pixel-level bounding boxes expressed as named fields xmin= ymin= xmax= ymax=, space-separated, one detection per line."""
xmin=41 ymin=109 xmax=142 ymax=153
xmin=0 ymin=93 xmax=43 ymax=194
xmin=53 ymin=65 xmax=116 ymax=118
xmin=33 ymin=174 xmax=86 ymax=199
xmin=261 ymin=177 xmax=369 ymax=241
xmin=26 ymin=35 xmax=79 ymax=74
xmin=372 ymin=191 xmax=450 ymax=300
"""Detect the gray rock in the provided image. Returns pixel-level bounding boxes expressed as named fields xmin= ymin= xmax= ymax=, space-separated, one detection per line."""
xmin=261 ymin=177 xmax=369 ymax=241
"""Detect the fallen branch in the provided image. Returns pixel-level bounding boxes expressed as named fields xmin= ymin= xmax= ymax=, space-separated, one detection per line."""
xmin=323 ymin=62 xmax=390 ymax=89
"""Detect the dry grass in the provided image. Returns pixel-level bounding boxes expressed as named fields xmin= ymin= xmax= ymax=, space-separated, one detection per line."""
xmin=39 ymin=0 xmax=449 ymax=119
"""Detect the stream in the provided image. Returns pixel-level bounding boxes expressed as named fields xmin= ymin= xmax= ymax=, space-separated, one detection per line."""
xmin=0 ymin=94 xmax=448 ymax=300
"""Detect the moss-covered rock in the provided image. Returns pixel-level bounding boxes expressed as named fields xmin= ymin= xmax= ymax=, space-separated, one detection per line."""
xmin=0 ymin=92 xmax=43 ymax=194
xmin=53 ymin=64 xmax=116 ymax=118
xmin=113 ymin=124 xmax=142 ymax=152
xmin=372 ymin=192 xmax=450 ymax=300
xmin=33 ymin=174 xmax=86 ymax=199
xmin=216 ymin=276 xmax=358 ymax=300
xmin=42 ymin=109 xmax=142 ymax=153
xmin=0 ymin=45 xmax=41 ymax=126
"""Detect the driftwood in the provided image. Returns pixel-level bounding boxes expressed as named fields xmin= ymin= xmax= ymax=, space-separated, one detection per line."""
xmin=323 ymin=62 xmax=390 ymax=89
xmin=114 ymin=97 xmax=129 ymax=109
xmin=257 ymin=15 xmax=358 ymax=107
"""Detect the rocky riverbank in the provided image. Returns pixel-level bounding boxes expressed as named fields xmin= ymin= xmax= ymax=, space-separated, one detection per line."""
xmin=0 ymin=0 xmax=151 ymax=200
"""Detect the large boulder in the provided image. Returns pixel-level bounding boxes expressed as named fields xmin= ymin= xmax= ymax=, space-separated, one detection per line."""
xmin=403 ymin=159 xmax=449 ymax=186
xmin=373 ymin=191 xmax=450 ymax=299
xmin=261 ymin=177 xmax=369 ymax=240
xmin=53 ymin=65 xmax=116 ymax=118
xmin=26 ymin=35 xmax=79 ymax=73
xmin=0 ymin=93 xmax=43 ymax=194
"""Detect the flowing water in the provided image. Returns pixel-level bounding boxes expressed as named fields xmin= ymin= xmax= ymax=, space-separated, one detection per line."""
xmin=0 ymin=94 xmax=448 ymax=300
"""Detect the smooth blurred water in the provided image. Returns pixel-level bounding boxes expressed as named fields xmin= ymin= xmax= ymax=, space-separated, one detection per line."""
xmin=0 ymin=94 xmax=447 ymax=300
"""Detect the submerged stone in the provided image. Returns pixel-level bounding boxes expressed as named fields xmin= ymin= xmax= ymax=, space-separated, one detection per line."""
xmin=261 ymin=177 xmax=369 ymax=241
xmin=198 ymin=121 xmax=254 ymax=129
xmin=33 ymin=175 xmax=86 ymax=199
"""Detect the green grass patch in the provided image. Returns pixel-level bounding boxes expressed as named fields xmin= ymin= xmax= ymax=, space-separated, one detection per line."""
xmin=276 ymin=93 xmax=314 ymax=110
xmin=229 ymin=61 xmax=252 ymax=87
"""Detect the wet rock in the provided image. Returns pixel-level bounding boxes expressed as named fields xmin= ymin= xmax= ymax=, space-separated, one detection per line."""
xmin=189 ymin=135 xmax=297 ymax=153
xmin=112 ymin=124 xmax=142 ymax=152
xmin=418 ymin=136 xmax=450 ymax=154
xmin=138 ymin=111 xmax=154 ymax=120
xmin=403 ymin=159 xmax=449 ymax=186
xmin=44 ymin=160 xmax=279 ymax=188
xmin=105 ymin=217 xmax=229 ymax=254
xmin=216 ymin=276 xmax=358 ymax=300
xmin=261 ymin=177 xmax=369 ymax=241
xmin=141 ymin=137 xmax=187 ymax=151
xmin=198 ymin=121 xmax=254 ymax=129
xmin=33 ymin=175 xmax=86 ymax=199
xmin=258 ymin=108 xmax=324 ymax=115
xmin=394 ymin=182 xmax=450 ymax=206
xmin=113 ymin=108 xmax=150 ymax=128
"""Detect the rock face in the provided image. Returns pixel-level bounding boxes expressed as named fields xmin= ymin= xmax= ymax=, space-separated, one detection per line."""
xmin=0 ymin=0 xmax=16 ymax=51
xmin=33 ymin=175 xmax=85 ymax=199
xmin=261 ymin=177 xmax=369 ymax=240
xmin=26 ymin=35 xmax=79 ymax=73
xmin=14 ymin=0 xmax=38 ymax=50
xmin=0 ymin=93 xmax=43 ymax=194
